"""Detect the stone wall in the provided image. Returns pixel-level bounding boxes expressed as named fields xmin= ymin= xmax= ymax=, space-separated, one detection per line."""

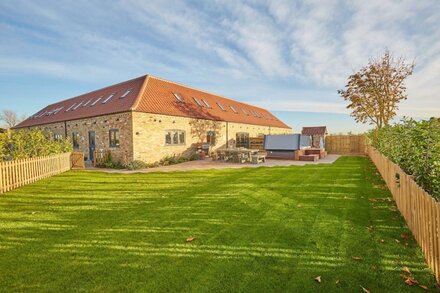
xmin=132 ymin=111 xmax=292 ymax=163
xmin=25 ymin=111 xmax=292 ymax=165
xmin=30 ymin=112 xmax=133 ymax=163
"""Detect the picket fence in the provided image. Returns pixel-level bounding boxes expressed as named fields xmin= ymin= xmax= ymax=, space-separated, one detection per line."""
xmin=0 ymin=153 xmax=71 ymax=193
xmin=368 ymin=146 xmax=440 ymax=281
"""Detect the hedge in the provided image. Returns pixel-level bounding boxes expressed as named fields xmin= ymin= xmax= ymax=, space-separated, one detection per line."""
xmin=369 ymin=118 xmax=440 ymax=199
xmin=0 ymin=129 xmax=72 ymax=162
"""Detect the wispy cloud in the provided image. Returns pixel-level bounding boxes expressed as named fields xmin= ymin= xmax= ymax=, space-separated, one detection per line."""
xmin=0 ymin=0 xmax=439 ymax=119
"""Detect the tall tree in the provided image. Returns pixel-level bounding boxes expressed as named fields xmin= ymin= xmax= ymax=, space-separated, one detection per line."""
xmin=0 ymin=110 xmax=25 ymax=128
xmin=338 ymin=51 xmax=415 ymax=129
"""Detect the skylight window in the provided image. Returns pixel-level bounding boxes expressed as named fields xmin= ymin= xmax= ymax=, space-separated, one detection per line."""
xmin=91 ymin=96 xmax=103 ymax=106
xmin=73 ymin=101 xmax=83 ymax=110
xmin=52 ymin=107 xmax=64 ymax=114
xmin=202 ymin=99 xmax=211 ymax=108
xmin=242 ymin=109 xmax=249 ymax=115
xmin=65 ymin=103 xmax=76 ymax=112
xmin=102 ymin=93 xmax=115 ymax=104
xmin=83 ymin=99 xmax=93 ymax=107
xmin=173 ymin=93 xmax=185 ymax=103
xmin=193 ymin=97 xmax=203 ymax=107
xmin=120 ymin=89 xmax=131 ymax=98
xmin=230 ymin=106 xmax=238 ymax=113
xmin=251 ymin=110 xmax=258 ymax=117
xmin=217 ymin=102 xmax=226 ymax=111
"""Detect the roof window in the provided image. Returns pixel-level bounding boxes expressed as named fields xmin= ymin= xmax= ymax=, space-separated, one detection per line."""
xmin=230 ymin=106 xmax=238 ymax=113
xmin=242 ymin=109 xmax=249 ymax=115
xmin=217 ymin=102 xmax=226 ymax=111
xmin=202 ymin=99 xmax=212 ymax=108
xmin=120 ymin=89 xmax=131 ymax=98
xmin=193 ymin=97 xmax=203 ymax=107
xmin=91 ymin=96 xmax=103 ymax=106
xmin=173 ymin=93 xmax=185 ymax=103
xmin=102 ymin=93 xmax=115 ymax=104
xmin=73 ymin=101 xmax=84 ymax=110
xmin=83 ymin=99 xmax=93 ymax=107
xmin=65 ymin=103 xmax=76 ymax=112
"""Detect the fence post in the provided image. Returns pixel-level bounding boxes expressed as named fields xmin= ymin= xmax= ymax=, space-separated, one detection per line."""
xmin=0 ymin=153 xmax=72 ymax=194
xmin=367 ymin=145 xmax=440 ymax=282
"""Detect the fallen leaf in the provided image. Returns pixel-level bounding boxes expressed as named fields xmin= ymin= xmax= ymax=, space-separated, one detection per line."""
xmin=380 ymin=239 xmax=385 ymax=243
xmin=297 ymin=204 xmax=303 ymax=208
xmin=401 ymin=275 xmax=419 ymax=286
xmin=360 ymin=285 xmax=370 ymax=293
xmin=395 ymin=239 xmax=401 ymax=243
xmin=369 ymin=198 xmax=377 ymax=202
xmin=402 ymin=266 xmax=411 ymax=274
xmin=186 ymin=236 xmax=196 ymax=242
xmin=315 ymin=276 xmax=321 ymax=283
xmin=418 ymin=284 xmax=429 ymax=291
xmin=335 ymin=280 xmax=340 ymax=284
xmin=367 ymin=226 xmax=374 ymax=232
xmin=400 ymin=234 xmax=410 ymax=239
xmin=352 ymin=256 xmax=363 ymax=261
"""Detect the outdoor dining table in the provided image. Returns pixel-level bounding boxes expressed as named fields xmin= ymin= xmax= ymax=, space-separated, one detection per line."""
xmin=216 ymin=148 xmax=260 ymax=163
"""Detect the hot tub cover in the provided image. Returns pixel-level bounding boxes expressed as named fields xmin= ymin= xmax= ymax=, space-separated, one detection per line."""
xmin=264 ymin=134 xmax=311 ymax=150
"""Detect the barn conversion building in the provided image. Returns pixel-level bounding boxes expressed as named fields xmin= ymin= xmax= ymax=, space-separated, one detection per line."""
xmin=15 ymin=75 xmax=292 ymax=164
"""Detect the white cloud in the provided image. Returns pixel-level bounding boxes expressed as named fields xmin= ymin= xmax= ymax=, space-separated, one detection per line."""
xmin=0 ymin=0 xmax=439 ymax=119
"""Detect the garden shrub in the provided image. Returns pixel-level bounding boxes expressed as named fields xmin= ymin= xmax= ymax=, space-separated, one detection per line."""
xmin=369 ymin=118 xmax=440 ymax=198
xmin=0 ymin=129 xmax=72 ymax=162
xmin=125 ymin=160 xmax=147 ymax=170
xmin=99 ymin=152 xmax=124 ymax=169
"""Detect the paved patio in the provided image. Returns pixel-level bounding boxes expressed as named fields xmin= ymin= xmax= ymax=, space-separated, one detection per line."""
xmin=86 ymin=154 xmax=341 ymax=174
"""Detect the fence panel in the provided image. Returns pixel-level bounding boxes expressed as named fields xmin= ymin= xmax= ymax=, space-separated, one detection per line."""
xmin=325 ymin=135 xmax=366 ymax=154
xmin=367 ymin=146 xmax=440 ymax=281
xmin=71 ymin=152 xmax=85 ymax=169
xmin=0 ymin=153 xmax=71 ymax=194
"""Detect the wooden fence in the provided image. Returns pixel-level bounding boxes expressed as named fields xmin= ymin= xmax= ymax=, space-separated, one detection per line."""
xmin=326 ymin=135 xmax=366 ymax=154
xmin=71 ymin=152 xmax=85 ymax=169
xmin=368 ymin=146 xmax=440 ymax=281
xmin=0 ymin=153 xmax=71 ymax=194
xmin=93 ymin=150 xmax=110 ymax=167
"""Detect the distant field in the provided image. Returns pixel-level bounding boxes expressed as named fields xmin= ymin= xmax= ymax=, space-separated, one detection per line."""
xmin=0 ymin=157 xmax=436 ymax=292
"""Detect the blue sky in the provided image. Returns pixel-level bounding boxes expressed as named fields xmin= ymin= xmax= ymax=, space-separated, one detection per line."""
xmin=0 ymin=0 xmax=439 ymax=133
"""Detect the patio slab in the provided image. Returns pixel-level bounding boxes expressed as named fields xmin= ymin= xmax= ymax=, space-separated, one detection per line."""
xmin=85 ymin=154 xmax=341 ymax=174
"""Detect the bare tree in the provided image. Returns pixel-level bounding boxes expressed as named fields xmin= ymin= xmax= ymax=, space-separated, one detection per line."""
xmin=338 ymin=50 xmax=415 ymax=129
xmin=0 ymin=110 xmax=25 ymax=128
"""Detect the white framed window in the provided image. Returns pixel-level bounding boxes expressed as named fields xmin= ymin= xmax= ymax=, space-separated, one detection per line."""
xmin=165 ymin=130 xmax=186 ymax=145
xmin=91 ymin=96 xmax=103 ymax=106
xmin=54 ymin=133 xmax=63 ymax=141
xmin=120 ymin=89 xmax=132 ymax=98
xmin=230 ymin=106 xmax=238 ymax=113
xmin=102 ymin=93 xmax=116 ymax=104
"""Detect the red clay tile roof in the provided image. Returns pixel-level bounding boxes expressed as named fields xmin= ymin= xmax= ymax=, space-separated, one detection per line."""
xmin=15 ymin=76 xmax=146 ymax=128
xmin=15 ymin=75 xmax=291 ymax=129
xmin=301 ymin=126 xmax=327 ymax=135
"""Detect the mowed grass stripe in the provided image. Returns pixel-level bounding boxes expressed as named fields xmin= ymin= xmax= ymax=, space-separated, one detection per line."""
xmin=0 ymin=156 xmax=437 ymax=292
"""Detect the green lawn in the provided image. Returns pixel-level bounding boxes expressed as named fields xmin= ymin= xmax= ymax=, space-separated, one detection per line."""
xmin=0 ymin=157 xmax=437 ymax=292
